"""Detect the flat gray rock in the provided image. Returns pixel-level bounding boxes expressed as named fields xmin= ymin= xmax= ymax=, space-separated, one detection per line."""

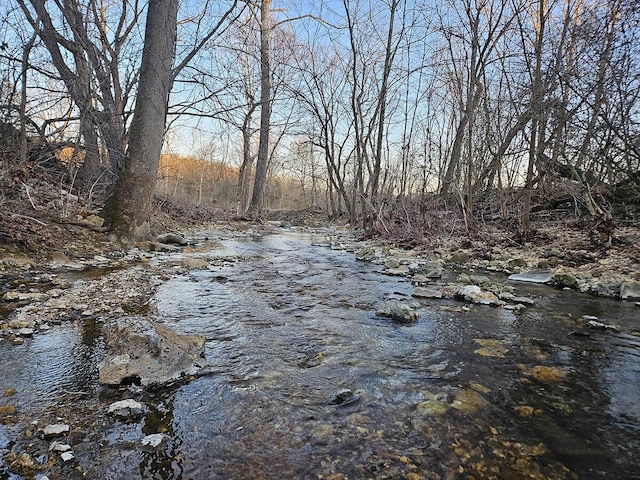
xmin=412 ymin=286 xmax=443 ymax=299
xmin=43 ymin=424 xmax=70 ymax=437
xmin=99 ymin=316 xmax=207 ymax=386
xmin=621 ymin=281 xmax=640 ymax=300
xmin=508 ymin=272 xmax=552 ymax=284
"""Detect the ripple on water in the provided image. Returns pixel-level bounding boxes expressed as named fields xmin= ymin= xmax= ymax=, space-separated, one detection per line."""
xmin=0 ymin=322 xmax=102 ymax=410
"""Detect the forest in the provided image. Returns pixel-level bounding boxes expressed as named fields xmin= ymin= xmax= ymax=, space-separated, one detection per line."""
xmin=2 ymin=3 xmax=640 ymax=479
xmin=0 ymin=0 xmax=639 ymax=244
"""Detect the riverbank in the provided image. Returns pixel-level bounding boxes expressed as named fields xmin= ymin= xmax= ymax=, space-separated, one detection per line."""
xmin=2 ymin=216 xmax=638 ymax=353
xmin=2 ymin=216 xmax=639 ymax=329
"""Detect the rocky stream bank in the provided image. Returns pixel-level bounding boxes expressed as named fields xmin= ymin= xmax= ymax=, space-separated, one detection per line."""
xmin=2 ymin=220 xmax=639 ymax=346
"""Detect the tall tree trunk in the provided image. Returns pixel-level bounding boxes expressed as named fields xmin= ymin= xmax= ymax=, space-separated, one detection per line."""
xmin=371 ymin=0 xmax=399 ymax=202
xmin=19 ymin=34 xmax=37 ymax=165
xmin=237 ymin=105 xmax=257 ymax=214
xmin=103 ymin=0 xmax=178 ymax=239
xmin=523 ymin=0 xmax=546 ymax=235
xmin=247 ymin=0 xmax=272 ymax=218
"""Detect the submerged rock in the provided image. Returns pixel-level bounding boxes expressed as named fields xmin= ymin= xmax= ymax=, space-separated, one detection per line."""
xmin=376 ymin=301 xmax=419 ymax=323
xmin=518 ymin=364 xmax=566 ymax=383
xmin=329 ymin=389 xmax=360 ymax=406
xmin=416 ymin=392 xmax=450 ymax=416
xmin=108 ymin=399 xmax=145 ymax=418
xmin=142 ymin=433 xmax=169 ymax=449
xmin=474 ymin=338 xmax=509 ymax=358
xmin=99 ymin=316 xmax=207 ymax=386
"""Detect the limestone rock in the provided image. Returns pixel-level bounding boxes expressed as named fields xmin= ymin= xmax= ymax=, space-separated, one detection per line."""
xmin=508 ymin=272 xmax=552 ymax=284
xmin=508 ymin=258 xmax=528 ymax=268
xmin=60 ymin=451 xmax=75 ymax=462
xmin=384 ymin=258 xmax=401 ymax=269
xmin=50 ymin=442 xmax=72 ymax=453
xmin=457 ymin=274 xmax=491 ymax=286
xmin=620 ymin=281 xmax=640 ymax=300
xmin=108 ymin=399 xmax=145 ymax=418
xmin=142 ymin=433 xmax=168 ymax=449
xmin=384 ymin=265 xmax=410 ymax=276
xmin=498 ymin=292 xmax=516 ymax=302
xmin=3 ymin=291 xmax=49 ymax=302
xmin=99 ymin=316 xmax=206 ymax=386
xmin=448 ymin=251 xmax=470 ymax=264
xmin=590 ymin=281 xmax=621 ymax=298
xmin=43 ymin=424 xmax=70 ymax=437
xmin=155 ymin=233 xmax=188 ymax=246
xmin=376 ymin=301 xmax=419 ymax=323
xmin=412 ymin=286 xmax=442 ymax=299
xmin=408 ymin=261 xmax=442 ymax=279
xmin=355 ymin=246 xmax=378 ymax=262
xmin=456 ymin=285 xmax=504 ymax=306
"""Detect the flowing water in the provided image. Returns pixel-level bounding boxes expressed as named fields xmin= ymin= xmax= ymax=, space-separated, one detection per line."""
xmin=1 ymin=229 xmax=639 ymax=479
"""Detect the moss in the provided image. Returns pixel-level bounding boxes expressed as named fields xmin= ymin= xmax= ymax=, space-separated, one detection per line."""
xmin=551 ymin=273 xmax=578 ymax=289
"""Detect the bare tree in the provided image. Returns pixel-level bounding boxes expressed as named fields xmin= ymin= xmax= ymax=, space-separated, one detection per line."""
xmin=245 ymin=0 xmax=272 ymax=217
xmin=16 ymin=0 xmax=140 ymax=191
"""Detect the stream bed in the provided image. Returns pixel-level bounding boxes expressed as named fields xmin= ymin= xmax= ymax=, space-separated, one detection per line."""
xmin=1 ymin=228 xmax=639 ymax=479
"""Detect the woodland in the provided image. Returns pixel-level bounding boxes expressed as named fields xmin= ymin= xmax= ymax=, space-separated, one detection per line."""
xmin=0 ymin=0 xmax=639 ymax=249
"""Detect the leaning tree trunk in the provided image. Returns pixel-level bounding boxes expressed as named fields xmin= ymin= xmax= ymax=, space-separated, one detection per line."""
xmin=103 ymin=0 xmax=178 ymax=240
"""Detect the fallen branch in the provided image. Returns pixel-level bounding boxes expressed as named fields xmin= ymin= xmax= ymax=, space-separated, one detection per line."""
xmin=50 ymin=216 xmax=110 ymax=232
xmin=21 ymin=182 xmax=39 ymax=210
xmin=11 ymin=213 xmax=48 ymax=227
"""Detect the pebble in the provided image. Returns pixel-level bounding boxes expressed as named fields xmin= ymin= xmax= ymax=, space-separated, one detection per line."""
xmin=50 ymin=442 xmax=72 ymax=452
xmin=60 ymin=451 xmax=75 ymax=462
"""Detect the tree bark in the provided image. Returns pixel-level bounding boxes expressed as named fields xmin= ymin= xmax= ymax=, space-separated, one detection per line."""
xmin=247 ymin=0 xmax=272 ymax=218
xmin=237 ymin=105 xmax=257 ymax=214
xmin=103 ymin=0 xmax=178 ymax=239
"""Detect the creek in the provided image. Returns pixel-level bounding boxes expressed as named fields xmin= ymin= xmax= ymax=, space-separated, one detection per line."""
xmin=1 ymin=228 xmax=639 ymax=479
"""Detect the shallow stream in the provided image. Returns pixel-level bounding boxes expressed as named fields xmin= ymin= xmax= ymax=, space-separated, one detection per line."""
xmin=1 ymin=229 xmax=639 ymax=479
